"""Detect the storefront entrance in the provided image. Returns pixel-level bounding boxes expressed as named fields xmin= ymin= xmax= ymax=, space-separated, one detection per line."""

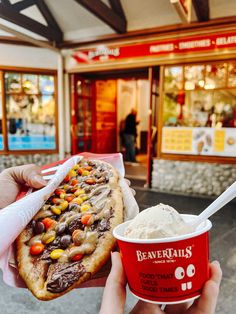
xmin=70 ymin=68 xmax=160 ymax=184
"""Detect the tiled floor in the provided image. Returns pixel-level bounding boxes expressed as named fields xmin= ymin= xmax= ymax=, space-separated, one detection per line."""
xmin=0 ymin=188 xmax=235 ymax=313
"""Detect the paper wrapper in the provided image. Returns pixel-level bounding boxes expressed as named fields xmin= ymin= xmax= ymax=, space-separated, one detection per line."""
xmin=0 ymin=153 xmax=139 ymax=289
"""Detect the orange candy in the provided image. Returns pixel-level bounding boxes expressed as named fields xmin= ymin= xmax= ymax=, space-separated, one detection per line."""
xmin=85 ymin=178 xmax=96 ymax=185
xmin=71 ymin=179 xmax=79 ymax=186
xmin=81 ymin=214 xmax=92 ymax=225
xmin=63 ymin=175 xmax=70 ymax=183
xmin=71 ymin=253 xmax=83 ymax=261
xmin=77 ymin=168 xmax=84 ymax=175
xmin=65 ymin=195 xmax=75 ymax=202
xmin=30 ymin=243 xmax=45 ymax=255
xmin=42 ymin=218 xmax=56 ymax=230
xmin=54 ymin=188 xmax=64 ymax=196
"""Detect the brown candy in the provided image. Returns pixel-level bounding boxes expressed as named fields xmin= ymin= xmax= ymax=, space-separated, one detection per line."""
xmin=72 ymin=229 xmax=85 ymax=246
xmin=60 ymin=235 xmax=72 ymax=249
xmin=34 ymin=221 xmax=45 ymax=234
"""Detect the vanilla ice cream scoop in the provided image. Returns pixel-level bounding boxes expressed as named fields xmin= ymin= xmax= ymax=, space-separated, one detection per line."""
xmin=124 ymin=203 xmax=192 ymax=239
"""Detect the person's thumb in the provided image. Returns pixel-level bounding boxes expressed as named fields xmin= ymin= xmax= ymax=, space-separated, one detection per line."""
xmin=10 ymin=164 xmax=47 ymax=189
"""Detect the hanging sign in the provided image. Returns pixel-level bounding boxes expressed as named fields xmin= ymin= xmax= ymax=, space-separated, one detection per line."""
xmin=72 ymin=31 xmax=236 ymax=64
xmin=170 ymin=0 xmax=192 ymax=23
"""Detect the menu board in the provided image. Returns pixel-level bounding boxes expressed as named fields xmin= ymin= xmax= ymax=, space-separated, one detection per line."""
xmin=162 ymin=127 xmax=236 ymax=157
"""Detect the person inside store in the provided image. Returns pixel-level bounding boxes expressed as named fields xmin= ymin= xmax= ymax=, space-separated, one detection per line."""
xmin=123 ymin=108 xmax=140 ymax=162
xmin=0 ymin=165 xmax=222 ymax=313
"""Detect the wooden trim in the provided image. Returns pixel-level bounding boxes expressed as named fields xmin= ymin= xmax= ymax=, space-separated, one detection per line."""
xmin=157 ymin=154 xmax=236 ymax=164
xmin=74 ymin=0 xmax=126 ymax=34
xmin=0 ymin=36 xmax=39 ymax=47
xmin=70 ymin=73 xmax=78 ymax=154
xmin=12 ymin=0 xmax=36 ymax=12
xmin=147 ymin=67 xmax=153 ymax=187
xmin=0 ymin=149 xmax=58 ymax=155
xmin=59 ymin=16 xmax=236 ymax=49
xmin=0 ymin=71 xmax=8 ymax=152
xmin=157 ymin=66 xmax=164 ymax=159
xmin=0 ymin=2 xmax=62 ymax=43
xmin=54 ymin=74 xmax=59 ymax=153
xmin=0 ymin=65 xmax=57 ymax=74
xmin=36 ymin=0 xmax=63 ymax=38
xmin=108 ymin=0 xmax=126 ymax=21
xmin=192 ymin=0 xmax=209 ymax=22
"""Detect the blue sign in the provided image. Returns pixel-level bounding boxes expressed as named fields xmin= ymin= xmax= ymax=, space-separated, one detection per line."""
xmin=0 ymin=135 xmax=3 ymax=150
xmin=8 ymin=135 xmax=56 ymax=150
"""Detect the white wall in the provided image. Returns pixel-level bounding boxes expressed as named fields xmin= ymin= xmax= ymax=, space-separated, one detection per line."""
xmin=0 ymin=44 xmax=57 ymax=69
xmin=117 ymin=79 xmax=150 ymax=150
xmin=137 ymin=80 xmax=150 ymax=132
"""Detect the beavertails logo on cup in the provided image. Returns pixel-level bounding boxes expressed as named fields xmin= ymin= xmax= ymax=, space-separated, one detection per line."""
xmin=136 ymin=245 xmax=193 ymax=262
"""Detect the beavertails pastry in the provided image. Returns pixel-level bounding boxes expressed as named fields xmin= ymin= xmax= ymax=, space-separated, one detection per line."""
xmin=16 ymin=159 xmax=123 ymax=300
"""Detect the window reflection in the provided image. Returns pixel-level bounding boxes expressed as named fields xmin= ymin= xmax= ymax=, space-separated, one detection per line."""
xmin=39 ymin=75 xmax=54 ymax=94
xmin=0 ymin=74 xmax=3 ymax=150
xmin=5 ymin=73 xmax=21 ymax=93
xmin=205 ymin=64 xmax=227 ymax=89
xmin=22 ymin=74 xmax=38 ymax=94
xmin=164 ymin=66 xmax=183 ymax=90
xmin=228 ymin=63 xmax=236 ymax=87
xmin=163 ymin=63 xmax=236 ymax=129
xmin=184 ymin=65 xmax=205 ymax=90
xmin=5 ymin=72 xmax=56 ymax=150
xmin=76 ymin=79 xmax=91 ymax=96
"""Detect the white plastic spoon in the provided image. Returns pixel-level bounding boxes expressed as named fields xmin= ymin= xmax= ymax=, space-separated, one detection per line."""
xmin=189 ymin=181 xmax=236 ymax=230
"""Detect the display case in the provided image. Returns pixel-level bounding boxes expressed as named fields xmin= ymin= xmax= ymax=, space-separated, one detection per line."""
xmin=160 ymin=61 xmax=236 ymax=160
xmin=2 ymin=71 xmax=57 ymax=152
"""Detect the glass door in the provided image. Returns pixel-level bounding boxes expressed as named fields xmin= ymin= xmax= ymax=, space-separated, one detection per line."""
xmin=94 ymin=79 xmax=117 ymax=153
xmin=71 ymin=75 xmax=93 ymax=154
xmin=147 ymin=67 xmax=159 ymax=187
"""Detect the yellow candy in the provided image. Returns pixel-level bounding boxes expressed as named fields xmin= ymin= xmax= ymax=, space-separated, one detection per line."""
xmin=81 ymin=204 xmax=91 ymax=212
xmin=82 ymin=170 xmax=90 ymax=176
xmin=42 ymin=230 xmax=56 ymax=244
xmin=45 ymin=236 xmax=55 ymax=244
xmin=72 ymin=164 xmax=79 ymax=170
xmin=72 ymin=197 xmax=83 ymax=205
xmin=81 ymin=195 xmax=88 ymax=201
xmin=51 ymin=206 xmax=61 ymax=215
xmin=74 ymin=189 xmax=85 ymax=196
xmin=69 ymin=170 xmax=77 ymax=177
xmin=60 ymin=193 xmax=66 ymax=199
xmin=60 ymin=200 xmax=69 ymax=211
xmin=50 ymin=249 xmax=64 ymax=260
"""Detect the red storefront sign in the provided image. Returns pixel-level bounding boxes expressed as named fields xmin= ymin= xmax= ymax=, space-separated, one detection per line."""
xmin=72 ymin=32 xmax=236 ymax=64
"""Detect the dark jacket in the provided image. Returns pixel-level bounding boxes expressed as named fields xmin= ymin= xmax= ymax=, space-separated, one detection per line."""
xmin=124 ymin=113 xmax=137 ymax=136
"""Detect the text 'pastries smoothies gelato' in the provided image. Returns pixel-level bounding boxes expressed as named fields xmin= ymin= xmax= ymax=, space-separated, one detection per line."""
xmin=124 ymin=203 xmax=193 ymax=239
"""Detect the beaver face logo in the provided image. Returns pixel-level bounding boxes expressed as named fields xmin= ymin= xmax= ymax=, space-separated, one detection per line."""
xmin=174 ymin=264 xmax=195 ymax=291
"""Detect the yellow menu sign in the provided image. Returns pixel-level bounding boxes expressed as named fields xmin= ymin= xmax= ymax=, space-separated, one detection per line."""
xmin=162 ymin=128 xmax=193 ymax=153
xmin=214 ymin=129 xmax=225 ymax=152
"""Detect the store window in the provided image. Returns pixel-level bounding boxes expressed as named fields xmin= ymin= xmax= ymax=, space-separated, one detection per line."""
xmin=0 ymin=73 xmax=3 ymax=150
xmin=4 ymin=72 xmax=56 ymax=151
xmin=162 ymin=62 xmax=236 ymax=157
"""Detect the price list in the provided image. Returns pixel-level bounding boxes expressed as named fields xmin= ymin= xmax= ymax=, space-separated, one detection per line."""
xmin=214 ymin=130 xmax=225 ymax=152
xmin=162 ymin=128 xmax=193 ymax=153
